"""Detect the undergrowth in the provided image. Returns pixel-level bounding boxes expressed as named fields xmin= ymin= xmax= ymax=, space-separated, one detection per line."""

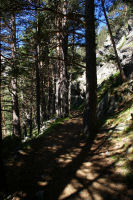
xmin=97 ymin=71 xmax=121 ymax=103
xmin=2 ymin=116 xmax=71 ymax=160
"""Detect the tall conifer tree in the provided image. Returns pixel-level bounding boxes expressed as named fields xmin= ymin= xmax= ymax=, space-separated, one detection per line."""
xmin=84 ymin=0 xmax=97 ymax=138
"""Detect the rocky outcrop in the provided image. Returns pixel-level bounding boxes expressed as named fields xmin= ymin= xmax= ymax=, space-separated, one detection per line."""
xmin=97 ymin=19 xmax=133 ymax=84
xmin=97 ymin=79 xmax=133 ymax=119
xmin=97 ymin=63 xmax=118 ymax=85
xmin=120 ymin=30 xmax=133 ymax=65
xmin=73 ymin=18 xmax=133 ymax=105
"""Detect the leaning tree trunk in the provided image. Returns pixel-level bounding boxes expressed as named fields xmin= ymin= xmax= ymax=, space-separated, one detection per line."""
xmin=10 ymin=12 xmax=21 ymax=138
xmin=84 ymin=0 xmax=97 ymax=138
xmin=101 ymin=0 xmax=126 ymax=81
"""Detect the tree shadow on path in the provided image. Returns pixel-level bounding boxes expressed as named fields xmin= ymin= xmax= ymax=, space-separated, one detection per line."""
xmin=5 ymin=113 xmax=133 ymax=200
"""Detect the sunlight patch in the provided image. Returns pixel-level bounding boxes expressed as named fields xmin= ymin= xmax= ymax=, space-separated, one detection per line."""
xmin=37 ymin=181 xmax=48 ymax=187
xmin=59 ymin=179 xmax=82 ymax=200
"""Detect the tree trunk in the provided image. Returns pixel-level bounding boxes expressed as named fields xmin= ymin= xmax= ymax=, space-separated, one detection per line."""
xmin=40 ymin=75 xmax=47 ymax=121
xmin=1 ymin=105 xmax=7 ymax=136
xmin=48 ymin=67 xmax=53 ymax=118
xmin=29 ymin=72 xmax=34 ymax=137
xmin=35 ymin=51 xmax=40 ymax=133
xmin=56 ymin=0 xmax=69 ymax=117
xmin=62 ymin=0 xmax=69 ymax=117
xmin=84 ymin=0 xmax=97 ymax=138
xmin=35 ymin=2 xmax=41 ymax=133
xmin=55 ymin=61 xmax=59 ymax=117
xmin=56 ymin=9 xmax=61 ymax=117
xmin=68 ymin=27 xmax=75 ymax=113
xmin=10 ymin=12 xmax=21 ymax=138
xmin=101 ymin=0 xmax=126 ymax=81
xmin=0 ymin=14 xmax=7 ymax=195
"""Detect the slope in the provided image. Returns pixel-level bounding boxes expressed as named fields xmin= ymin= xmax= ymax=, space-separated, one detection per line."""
xmin=4 ymin=76 xmax=133 ymax=200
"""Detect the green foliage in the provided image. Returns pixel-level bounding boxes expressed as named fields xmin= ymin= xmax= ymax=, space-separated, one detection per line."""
xmin=44 ymin=117 xmax=69 ymax=134
xmin=97 ymin=26 xmax=108 ymax=48
xmin=97 ymin=71 xmax=121 ymax=103
xmin=96 ymin=56 xmax=103 ymax=65
xmin=2 ymin=115 xmax=71 ymax=160
xmin=117 ymin=36 xmax=126 ymax=50
xmin=108 ymin=0 xmax=132 ymax=33
xmin=104 ymin=53 xmax=116 ymax=63
xmin=76 ymin=71 xmax=122 ymax=113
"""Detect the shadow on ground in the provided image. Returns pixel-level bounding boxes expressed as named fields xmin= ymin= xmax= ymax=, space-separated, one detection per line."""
xmin=5 ymin=112 xmax=133 ymax=200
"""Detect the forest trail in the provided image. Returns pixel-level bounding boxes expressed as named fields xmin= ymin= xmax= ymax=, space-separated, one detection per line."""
xmin=6 ymin=112 xmax=133 ymax=200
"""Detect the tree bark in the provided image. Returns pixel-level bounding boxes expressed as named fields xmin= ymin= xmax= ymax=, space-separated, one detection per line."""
xmin=1 ymin=105 xmax=7 ymax=136
xmin=101 ymin=0 xmax=126 ymax=81
xmin=40 ymin=65 xmax=47 ymax=121
xmin=62 ymin=0 xmax=69 ymax=117
xmin=56 ymin=0 xmax=69 ymax=117
xmin=35 ymin=50 xmax=40 ymax=133
xmin=56 ymin=4 xmax=61 ymax=117
xmin=10 ymin=12 xmax=21 ymax=138
xmin=0 ymin=13 xmax=7 ymax=195
xmin=48 ymin=63 xmax=53 ymax=118
xmin=68 ymin=26 xmax=75 ymax=114
xmin=84 ymin=0 xmax=97 ymax=138
xmin=35 ymin=1 xmax=41 ymax=133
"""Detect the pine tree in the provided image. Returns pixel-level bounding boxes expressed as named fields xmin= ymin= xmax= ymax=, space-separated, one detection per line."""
xmin=0 ymin=11 xmax=8 ymax=198
xmin=84 ymin=0 xmax=97 ymax=138
xmin=10 ymin=12 xmax=21 ymax=138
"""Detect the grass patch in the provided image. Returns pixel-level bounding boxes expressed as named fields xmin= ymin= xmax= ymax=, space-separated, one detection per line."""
xmin=43 ymin=117 xmax=70 ymax=135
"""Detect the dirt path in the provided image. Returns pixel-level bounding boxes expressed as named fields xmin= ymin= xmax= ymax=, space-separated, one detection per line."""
xmin=5 ymin=112 xmax=133 ymax=200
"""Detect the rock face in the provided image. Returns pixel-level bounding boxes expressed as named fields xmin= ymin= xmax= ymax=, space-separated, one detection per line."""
xmin=97 ymin=63 xmax=117 ymax=85
xmin=97 ymin=19 xmax=133 ymax=85
xmin=72 ymin=18 xmax=133 ymax=106
xmin=97 ymin=80 xmax=133 ymax=120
